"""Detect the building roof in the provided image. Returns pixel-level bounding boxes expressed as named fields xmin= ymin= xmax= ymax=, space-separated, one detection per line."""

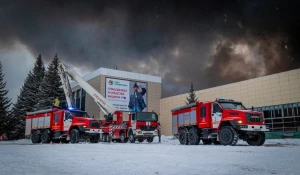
xmin=71 ymin=67 xmax=162 ymax=88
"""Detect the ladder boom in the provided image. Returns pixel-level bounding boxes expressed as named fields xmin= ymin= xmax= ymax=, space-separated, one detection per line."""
xmin=58 ymin=63 xmax=116 ymax=115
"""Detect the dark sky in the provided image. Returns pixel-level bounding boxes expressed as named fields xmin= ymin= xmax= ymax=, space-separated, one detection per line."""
xmin=1 ymin=0 xmax=300 ymax=103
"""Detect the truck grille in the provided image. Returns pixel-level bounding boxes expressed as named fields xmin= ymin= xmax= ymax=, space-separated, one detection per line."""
xmin=90 ymin=121 xmax=100 ymax=128
xmin=139 ymin=126 xmax=156 ymax=131
xmin=246 ymin=113 xmax=262 ymax=123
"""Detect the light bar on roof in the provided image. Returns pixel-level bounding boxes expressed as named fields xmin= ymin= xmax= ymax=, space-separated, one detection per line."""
xmin=216 ymin=98 xmax=235 ymax=102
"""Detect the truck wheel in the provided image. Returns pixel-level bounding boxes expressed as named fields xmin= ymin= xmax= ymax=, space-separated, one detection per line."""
xmin=129 ymin=130 xmax=135 ymax=143
xmin=41 ymin=130 xmax=51 ymax=143
xmin=179 ymin=128 xmax=189 ymax=145
xmin=188 ymin=127 xmax=200 ymax=145
xmin=120 ymin=132 xmax=127 ymax=143
xmin=70 ymin=129 xmax=80 ymax=144
xmin=147 ymin=137 xmax=154 ymax=143
xmin=90 ymin=134 xmax=99 ymax=143
xmin=31 ymin=130 xmax=41 ymax=144
xmin=202 ymin=139 xmax=212 ymax=145
xmin=138 ymin=138 xmax=144 ymax=143
xmin=246 ymin=132 xmax=265 ymax=146
xmin=219 ymin=126 xmax=238 ymax=146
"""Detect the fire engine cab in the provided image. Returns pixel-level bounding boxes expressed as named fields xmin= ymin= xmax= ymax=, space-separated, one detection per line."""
xmin=172 ymin=98 xmax=269 ymax=146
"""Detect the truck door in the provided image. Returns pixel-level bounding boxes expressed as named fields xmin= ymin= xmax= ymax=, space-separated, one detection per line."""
xmin=53 ymin=111 xmax=62 ymax=130
xmin=63 ymin=111 xmax=72 ymax=132
xmin=212 ymin=103 xmax=222 ymax=128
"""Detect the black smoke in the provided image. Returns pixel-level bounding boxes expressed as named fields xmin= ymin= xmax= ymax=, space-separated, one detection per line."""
xmin=0 ymin=0 xmax=299 ymax=97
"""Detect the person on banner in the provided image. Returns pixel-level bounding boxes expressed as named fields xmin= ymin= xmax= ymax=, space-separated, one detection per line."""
xmin=52 ymin=97 xmax=61 ymax=109
xmin=128 ymin=83 xmax=147 ymax=112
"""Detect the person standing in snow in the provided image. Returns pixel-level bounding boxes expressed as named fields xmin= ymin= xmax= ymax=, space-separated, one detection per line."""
xmin=128 ymin=83 xmax=147 ymax=112
xmin=158 ymin=122 xmax=161 ymax=143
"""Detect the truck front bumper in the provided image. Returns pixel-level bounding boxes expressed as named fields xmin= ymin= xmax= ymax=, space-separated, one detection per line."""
xmin=238 ymin=125 xmax=269 ymax=132
xmin=135 ymin=129 xmax=158 ymax=137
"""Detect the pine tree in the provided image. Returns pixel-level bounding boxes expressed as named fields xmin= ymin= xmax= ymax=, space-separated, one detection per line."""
xmin=35 ymin=54 xmax=65 ymax=110
xmin=10 ymin=54 xmax=45 ymax=139
xmin=185 ymin=82 xmax=198 ymax=105
xmin=0 ymin=61 xmax=12 ymax=136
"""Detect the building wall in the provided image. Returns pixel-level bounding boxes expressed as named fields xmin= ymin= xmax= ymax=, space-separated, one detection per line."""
xmin=159 ymin=68 xmax=300 ymax=136
xmin=99 ymin=75 xmax=161 ymax=120
xmin=72 ymin=74 xmax=162 ymax=121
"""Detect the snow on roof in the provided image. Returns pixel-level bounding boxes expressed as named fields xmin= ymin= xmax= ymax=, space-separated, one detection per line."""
xmin=71 ymin=67 xmax=162 ymax=88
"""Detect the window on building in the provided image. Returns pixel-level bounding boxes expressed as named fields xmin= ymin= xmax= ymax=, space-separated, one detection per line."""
xmin=200 ymin=107 xmax=206 ymax=117
xmin=76 ymin=89 xmax=80 ymax=109
xmin=81 ymin=89 xmax=86 ymax=111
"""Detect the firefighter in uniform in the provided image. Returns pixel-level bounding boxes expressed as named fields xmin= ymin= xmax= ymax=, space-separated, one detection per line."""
xmin=158 ymin=122 xmax=161 ymax=143
xmin=52 ymin=97 xmax=60 ymax=108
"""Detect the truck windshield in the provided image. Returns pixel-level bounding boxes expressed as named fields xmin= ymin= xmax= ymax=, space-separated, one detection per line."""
xmin=70 ymin=111 xmax=90 ymax=118
xmin=136 ymin=113 xmax=158 ymax=122
xmin=219 ymin=103 xmax=247 ymax=110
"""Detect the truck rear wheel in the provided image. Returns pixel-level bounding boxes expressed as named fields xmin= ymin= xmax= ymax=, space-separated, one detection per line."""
xmin=246 ymin=132 xmax=265 ymax=146
xmin=41 ymin=130 xmax=51 ymax=143
xmin=219 ymin=126 xmax=238 ymax=146
xmin=129 ymin=130 xmax=135 ymax=143
xmin=120 ymin=132 xmax=127 ymax=143
xmin=147 ymin=137 xmax=154 ymax=143
xmin=31 ymin=130 xmax=41 ymax=144
xmin=179 ymin=128 xmax=189 ymax=145
xmin=70 ymin=129 xmax=80 ymax=144
xmin=188 ymin=127 xmax=200 ymax=145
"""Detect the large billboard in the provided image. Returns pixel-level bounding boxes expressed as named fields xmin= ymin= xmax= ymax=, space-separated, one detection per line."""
xmin=105 ymin=78 xmax=148 ymax=112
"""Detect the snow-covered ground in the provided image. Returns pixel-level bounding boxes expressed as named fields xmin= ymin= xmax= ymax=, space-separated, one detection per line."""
xmin=0 ymin=136 xmax=299 ymax=175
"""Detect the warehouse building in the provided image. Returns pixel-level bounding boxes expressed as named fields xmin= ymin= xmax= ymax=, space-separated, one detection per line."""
xmin=71 ymin=67 xmax=300 ymax=137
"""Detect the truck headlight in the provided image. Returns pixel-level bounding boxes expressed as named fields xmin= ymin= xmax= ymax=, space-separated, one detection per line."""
xmin=138 ymin=131 xmax=142 ymax=134
xmin=237 ymin=120 xmax=243 ymax=124
xmin=83 ymin=126 xmax=86 ymax=128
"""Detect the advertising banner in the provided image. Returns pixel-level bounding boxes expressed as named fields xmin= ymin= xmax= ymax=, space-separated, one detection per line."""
xmin=106 ymin=78 xmax=147 ymax=111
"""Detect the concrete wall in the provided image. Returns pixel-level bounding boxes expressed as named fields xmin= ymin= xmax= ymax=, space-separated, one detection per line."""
xmin=159 ymin=68 xmax=300 ymax=136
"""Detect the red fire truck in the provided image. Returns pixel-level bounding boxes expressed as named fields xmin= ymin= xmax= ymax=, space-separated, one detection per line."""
xmin=26 ymin=108 xmax=101 ymax=143
xmin=100 ymin=111 xmax=159 ymax=143
xmin=172 ymin=98 xmax=269 ymax=146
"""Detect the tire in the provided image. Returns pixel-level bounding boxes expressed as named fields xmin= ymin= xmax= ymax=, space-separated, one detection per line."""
xmin=179 ymin=128 xmax=189 ymax=145
xmin=147 ymin=137 xmax=154 ymax=143
xmin=219 ymin=126 xmax=238 ymax=146
xmin=246 ymin=132 xmax=266 ymax=146
xmin=138 ymin=138 xmax=144 ymax=143
xmin=106 ymin=134 xmax=110 ymax=142
xmin=188 ymin=127 xmax=200 ymax=145
xmin=70 ymin=129 xmax=80 ymax=144
xmin=52 ymin=139 xmax=61 ymax=143
xmin=120 ymin=132 xmax=127 ymax=143
xmin=202 ymin=139 xmax=212 ymax=145
xmin=90 ymin=134 xmax=99 ymax=143
xmin=129 ymin=130 xmax=135 ymax=143
xmin=31 ymin=130 xmax=41 ymax=144
xmin=41 ymin=130 xmax=51 ymax=143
